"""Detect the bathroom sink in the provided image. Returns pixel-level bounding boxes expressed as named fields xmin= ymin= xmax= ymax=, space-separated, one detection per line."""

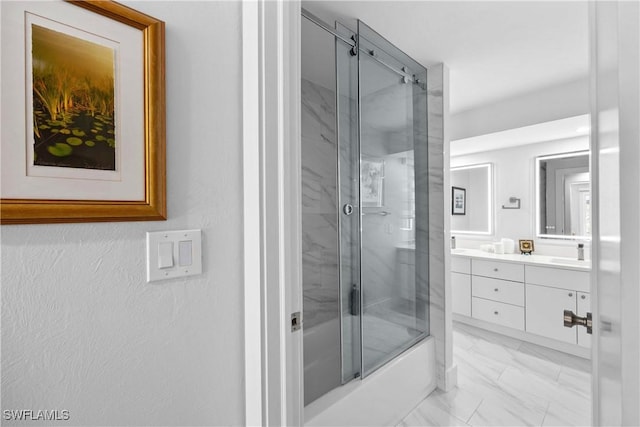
xmin=451 ymin=248 xmax=468 ymax=254
xmin=549 ymin=258 xmax=590 ymax=267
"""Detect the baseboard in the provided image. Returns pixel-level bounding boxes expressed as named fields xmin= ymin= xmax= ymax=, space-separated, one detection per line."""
xmin=453 ymin=314 xmax=591 ymax=359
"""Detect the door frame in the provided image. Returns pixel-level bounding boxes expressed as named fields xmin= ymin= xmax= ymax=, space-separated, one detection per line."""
xmin=242 ymin=1 xmax=303 ymax=425
xmin=590 ymin=1 xmax=640 ymax=425
xmin=242 ymin=1 xmax=640 ymax=425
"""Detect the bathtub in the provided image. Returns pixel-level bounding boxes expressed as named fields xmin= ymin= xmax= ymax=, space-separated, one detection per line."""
xmin=304 ymin=335 xmax=436 ymax=426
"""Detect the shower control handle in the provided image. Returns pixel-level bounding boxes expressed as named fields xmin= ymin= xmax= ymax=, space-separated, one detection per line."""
xmin=343 ymin=204 xmax=354 ymax=216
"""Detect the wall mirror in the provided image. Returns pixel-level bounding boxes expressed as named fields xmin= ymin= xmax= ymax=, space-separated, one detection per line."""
xmin=536 ymin=151 xmax=591 ymax=239
xmin=451 ymin=163 xmax=493 ymax=235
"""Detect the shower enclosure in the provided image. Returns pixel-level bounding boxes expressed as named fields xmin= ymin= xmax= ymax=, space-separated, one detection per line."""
xmin=301 ymin=10 xmax=429 ymax=406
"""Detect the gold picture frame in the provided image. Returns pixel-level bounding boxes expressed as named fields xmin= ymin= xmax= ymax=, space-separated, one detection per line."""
xmin=519 ymin=239 xmax=535 ymax=254
xmin=1 ymin=1 xmax=166 ymax=224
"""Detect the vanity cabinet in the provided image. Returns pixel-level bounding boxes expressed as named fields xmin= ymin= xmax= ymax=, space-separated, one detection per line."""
xmin=451 ymin=253 xmax=591 ymax=355
xmin=451 ymin=257 xmax=471 ymax=316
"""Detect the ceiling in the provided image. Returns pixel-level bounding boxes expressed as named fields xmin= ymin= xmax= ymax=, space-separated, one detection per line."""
xmin=450 ymin=114 xmax=590 ymax=156
xmin=302 ymin=1 xmax=589 ymax=115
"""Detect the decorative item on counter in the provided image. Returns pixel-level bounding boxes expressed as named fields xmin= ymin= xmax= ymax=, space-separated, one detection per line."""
xmin=519 ymin=239 xmax=535 ymax=255
xmin=577 ymin=243 xmax=585 ymax=261
xmin=501 ymin=238 xmax=515 ymax=254
xmin=480 ymin=244 xmax=494 ymax=253
xmin=451 ymin=236 xmax=456 ymax=249
xmin=493 ymin=242 xmax=505 ymax=254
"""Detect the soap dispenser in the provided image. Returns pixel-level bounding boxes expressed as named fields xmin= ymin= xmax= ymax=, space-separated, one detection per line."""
xmin=451 ymin=236 xmax=456 ymax=250
xmin=577 ymin=243 xmax=585 ymax=261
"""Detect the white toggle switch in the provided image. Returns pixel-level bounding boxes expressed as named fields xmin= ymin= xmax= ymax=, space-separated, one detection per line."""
xmin=179 ymin=241 xmax=192 ymax=266
xmin=146 ymin=229 xmax=203 ymax=282
xmin=158 ymin=242 xmax=174 ymax=269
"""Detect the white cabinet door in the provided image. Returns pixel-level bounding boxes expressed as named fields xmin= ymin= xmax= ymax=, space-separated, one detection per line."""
xmin=452 ymin=272 xmax=471 ymax=316
xmin=577 ymin=292 xmax=591 ymax=348
xmin=526 ymin=284 xmax=577 ymax=344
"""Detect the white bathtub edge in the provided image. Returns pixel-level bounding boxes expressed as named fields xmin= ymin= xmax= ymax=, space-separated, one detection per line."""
xmin=304 ymin=337 xmax=437 ymax=427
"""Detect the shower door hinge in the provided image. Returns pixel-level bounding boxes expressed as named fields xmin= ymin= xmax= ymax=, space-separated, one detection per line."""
xmin=291 ymin=312 xmax=302 ymax=332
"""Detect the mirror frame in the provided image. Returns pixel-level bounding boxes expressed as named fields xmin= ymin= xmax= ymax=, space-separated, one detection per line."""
xmin=450 ymin=163 xmax=493 ymax=236
xmin=535 ymin=150 xmax=591 ymax=240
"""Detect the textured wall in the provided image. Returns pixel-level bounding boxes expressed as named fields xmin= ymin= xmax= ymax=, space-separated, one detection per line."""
xmin=1 ymin=2 xmax=244 ymax=426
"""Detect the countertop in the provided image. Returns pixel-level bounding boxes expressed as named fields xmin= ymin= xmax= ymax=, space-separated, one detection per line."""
xmin=450 ymin=248 xmax=591 ymax=271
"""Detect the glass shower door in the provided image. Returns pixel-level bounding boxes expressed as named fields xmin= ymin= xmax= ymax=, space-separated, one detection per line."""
xmin=357 ymin=21 xmax=429 ymax=377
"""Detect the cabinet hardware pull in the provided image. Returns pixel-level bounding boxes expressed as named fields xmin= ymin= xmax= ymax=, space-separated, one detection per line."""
xmin=494 ymin=288 xmax=499 ymax=292
xmin=493 ymin=268 xmax=498 ymax=272
xmin=581 ymin=295 xmax=586 ymax=300
xmin=494 ymin=311 xmax=499 ymax=315
xmin=569 ymin=292 xmax=573 ymax=297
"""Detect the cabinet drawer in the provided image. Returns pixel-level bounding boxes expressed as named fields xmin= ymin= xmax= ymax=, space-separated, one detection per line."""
xmin=452 ymin=272 xmax=471 ymax=316
xmin=472 ymin=276 xmax=524 ymax=306
xmin=472 ymin=297 xmax=524 ymax=330
xmin=472 ymin=259 xmax=524 ymax=282
xmin=526 ymin=266 xmax=589 ymax=292
xmin=451 ymin=256 xmax=471 ymax=274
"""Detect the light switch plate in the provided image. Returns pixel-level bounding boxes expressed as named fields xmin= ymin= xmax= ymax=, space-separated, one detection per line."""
xmin=147 ymin=229 xmax=202 ymax=282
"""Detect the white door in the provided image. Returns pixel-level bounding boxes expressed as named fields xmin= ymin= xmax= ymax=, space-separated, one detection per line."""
xmin=590 ymin=1 xmax=640 ymax=425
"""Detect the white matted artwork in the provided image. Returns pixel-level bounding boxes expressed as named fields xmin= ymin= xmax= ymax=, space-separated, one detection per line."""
xmin=0 ymin=1 xmax=166 ymax=224
xmin=361 ymin=160 xmax=384 ymax=207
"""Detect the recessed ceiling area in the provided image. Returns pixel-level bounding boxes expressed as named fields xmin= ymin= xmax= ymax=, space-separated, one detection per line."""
xmin=450 ymin=114 xmax=590 ymax=157
xmin=302 ymin=1 xmax=589 ymax=116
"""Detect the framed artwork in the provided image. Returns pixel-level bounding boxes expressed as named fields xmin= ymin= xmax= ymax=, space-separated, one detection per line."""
xmin=519 ymin=239 xmax=535 ymax=254
xmin=361 ymin=160 xmax=384 ymax=207
xmin=1 ymin=1 xmax=166 ymax=224
xmin=452 ymin=186 xmax=466 ymax=215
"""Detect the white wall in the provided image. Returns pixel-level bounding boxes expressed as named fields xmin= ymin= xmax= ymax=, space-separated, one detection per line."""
xmin=1 ymin=2 xmax=244 ymax=426
xmin=451 ymin=136 xmax=590 ymax=257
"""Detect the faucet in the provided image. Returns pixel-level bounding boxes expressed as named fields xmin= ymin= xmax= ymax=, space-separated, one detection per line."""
xmin=577 ymin=243 xmax=584 ymax=261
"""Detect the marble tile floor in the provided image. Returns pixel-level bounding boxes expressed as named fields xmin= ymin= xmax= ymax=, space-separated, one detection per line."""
xmin=398 ymin=322 xmax=592 ymax=427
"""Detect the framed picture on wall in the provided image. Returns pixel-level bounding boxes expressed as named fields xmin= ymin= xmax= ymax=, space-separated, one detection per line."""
xmin=452 ymin=186 xmax=466 ymax=215
xmin=1 ymin=0 xmax=166 ymax=224
xmin=361 ymin=160 xmax=385 ymax=207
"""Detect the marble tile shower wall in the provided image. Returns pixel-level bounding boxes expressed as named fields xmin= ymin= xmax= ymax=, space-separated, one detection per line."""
xmin=427 ymin=64 xmax=452 ymax=390
xmin=301 ymin=78 xmax=340 ymax=330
